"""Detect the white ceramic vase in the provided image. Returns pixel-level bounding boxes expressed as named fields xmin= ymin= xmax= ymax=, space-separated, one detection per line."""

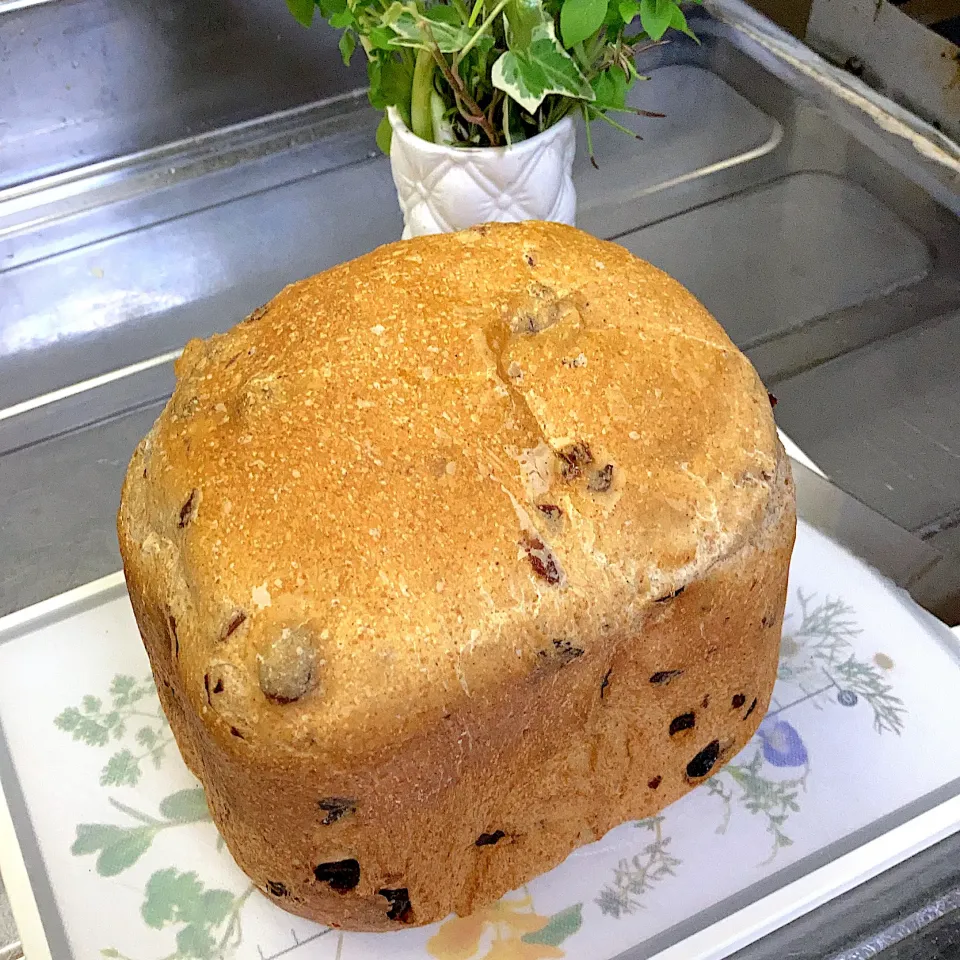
xmin=387 ymin=106 xmax=577 ymax=239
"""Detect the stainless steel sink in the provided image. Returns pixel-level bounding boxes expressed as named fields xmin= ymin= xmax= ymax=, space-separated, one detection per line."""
xmin=5 ymin=3 xmax=958 ymax=619
xmin=1 ymin=0 xmax=960 ymax=954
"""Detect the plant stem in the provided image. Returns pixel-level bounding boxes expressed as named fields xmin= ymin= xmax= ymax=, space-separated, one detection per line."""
xmin=467 ymin=0 xmax=485 ymax=27
xmin=588 ymin=107 xmax=643 ymax=138
xmin=581 ymin=104 xmax=598 ymax=169
xmin=108 ymin=797 xmax=162 ymax=826
xmin=429 ymin=40 xmax=500 ymax=144
xmin=457 ymin=0 xmax=511 ymax=61
xmin=411 ymin=47 xmax=436 ymax=141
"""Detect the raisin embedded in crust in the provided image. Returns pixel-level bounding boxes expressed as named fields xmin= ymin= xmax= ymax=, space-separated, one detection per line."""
xmin=222 ymin=610 xmax=247 ymax=640
xmin=732 ymin=693 xmax=746 ymax=709
xmin=379 ymin=887 xmax=412 ymax=922
xmin=649 ymin=670 xmax=683 ymax=685
xmin=686 ymin=740 xmax=721 ymax=779
xmin=178 ymin=489 xmax=198 ymax=527
xmin=669 ymin=713 xmax=696 ymax=736
xmin=538 ymin=638 xmax=583 ymax=665
xmin=314 ymin=860 xmax=360 ymax=893
xmin=476 ymin=830 xmax=506 ymax=847
xmin=587 ymin=463 xmax=614 ymax=493
xmin=266 ymin=881 xmax=288 ymax=897
xmin=318 ymin=798 xmax=356 ymax=826
xmin=557 ymin=441 xmax=593 ymax=480
xmin=521 ymin=533 xmax=562 ymax=585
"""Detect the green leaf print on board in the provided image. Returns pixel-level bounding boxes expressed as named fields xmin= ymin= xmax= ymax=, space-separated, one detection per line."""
xmin=101 ymin=869 xmax=255 ymax=960
xmin=72 ymin=789 xmax=211 ymax=877
xmin=595 ymin=816 xmax=680 ymax=918
xmin=521 ymin=902 xmax=583 ymax=945
xmin=55 ymin=674 xmax=172 ymax=786
xmin=778 ymin=592 xmax=905 ymax=735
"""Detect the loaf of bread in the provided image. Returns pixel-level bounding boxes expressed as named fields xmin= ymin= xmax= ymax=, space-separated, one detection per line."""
xmin=118 ymin=222 xmax=795 ymax=931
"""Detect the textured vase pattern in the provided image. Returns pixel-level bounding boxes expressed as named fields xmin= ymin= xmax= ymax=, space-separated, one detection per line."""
xmin=388 ymin=107 xmax=577 ymax=238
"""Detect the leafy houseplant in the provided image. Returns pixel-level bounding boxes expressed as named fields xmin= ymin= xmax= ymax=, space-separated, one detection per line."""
xmin=287 ymin=0 xmax=699 ymax=234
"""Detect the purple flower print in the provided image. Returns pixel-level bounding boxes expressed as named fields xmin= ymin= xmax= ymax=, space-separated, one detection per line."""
xmin=759 ymin=719 xmax=808 ymax=768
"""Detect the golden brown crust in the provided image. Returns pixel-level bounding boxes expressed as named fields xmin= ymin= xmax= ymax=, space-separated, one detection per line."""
xmin=118 ymin=222 xmax=795 ymax=930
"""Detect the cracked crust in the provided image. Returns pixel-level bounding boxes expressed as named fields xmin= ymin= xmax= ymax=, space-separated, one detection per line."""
xmin=118 ymin=222 xmax=796 ymax=930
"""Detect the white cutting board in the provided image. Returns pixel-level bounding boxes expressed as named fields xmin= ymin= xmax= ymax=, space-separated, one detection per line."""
xmin=1 ymin=520 xmax=959 ymax=960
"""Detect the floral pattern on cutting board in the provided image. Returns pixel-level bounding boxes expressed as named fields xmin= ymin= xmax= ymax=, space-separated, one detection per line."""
xmin=50 ymin=584 xmax=906 ymax=960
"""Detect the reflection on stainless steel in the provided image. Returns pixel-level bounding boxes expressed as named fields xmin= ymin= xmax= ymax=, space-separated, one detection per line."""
xmin=0 ymin=0 xmax=368 ymax=189
xmin=1 ymin=0 xmax=959 ymax=956
xmin=622 ymin=173 xmax=932 ymax=348
xmin=573 ymin=64 xmax=784 ymax=213
xmin=1 ymin=290 xmax=189 ymax=355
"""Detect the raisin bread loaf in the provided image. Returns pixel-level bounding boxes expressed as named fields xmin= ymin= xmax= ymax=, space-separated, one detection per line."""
xmin=118 ymin=222 xmax=795 ymax=931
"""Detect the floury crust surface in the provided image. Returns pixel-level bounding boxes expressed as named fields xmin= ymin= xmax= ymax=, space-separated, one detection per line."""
xmin=118 ymin=222 xmax=797 ymax=930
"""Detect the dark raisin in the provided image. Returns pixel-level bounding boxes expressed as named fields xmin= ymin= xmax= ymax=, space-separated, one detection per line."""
xmin=222 ymin=611 xmax=247 ymax=640
xmin=654 ymin=586 xmax=685 ymax=603
xmin=229 ymin=726 xmax=245 ymax=739
xmin=213 ymin=678 xmax=225 ymax=694
xmin=536 ymin=503 xmax=563 ymax=522
xmin=701 ymin=694 xmax=710 ymax=709
xmin=669 ymin=713 xmax=696 ymax=736
xmin=379 ymin=888 xmax=412 ymax=923
xmin=557 ymin=441 xmax=593 ymax=480
xmin=476 ymin=830 xmax=506 ymax=847
xmin=588 ymin=464 xmax=614 ymax=493
xmin=768 ymin=391 xmax=778 ymax=408
xmin=204 ymin=673 xmax=211 ymax=704
xmin=178 ymin=489 xmax=197 ymax=528
xmin=266 ymin=881 xmax=288 ymax=897
xmin=732 ymin=694 xmax=746 ymax=709
xmin=552 ymin=638 xmax=583 ymax=663
xmin=649 ymin=670 xmax=683 ymax=685
xmin=686 ymin=740 xmax=721 ymax=779
xmin=524 ymin=253 xmax=537 ymax=267
xmin=648 ymin=775 xmax=662 ymax=790
xmin=318 ymin=798 xmax=356 ymax=826
xmin=744 ymin=697 xmax=758 ymax=720
xmin=521 ymin=533 xmax=562 ymax=585
xmin=168 ymin=613 xmax=179 ymax=659
xmin=600 ymin=668 xmax=612 ymax=699
xmin=314 ymin=860 xmax=360 ymax=893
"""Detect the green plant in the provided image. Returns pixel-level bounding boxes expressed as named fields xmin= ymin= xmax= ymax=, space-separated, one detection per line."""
xmin=286 ymin=0 xmax=700 ymax=156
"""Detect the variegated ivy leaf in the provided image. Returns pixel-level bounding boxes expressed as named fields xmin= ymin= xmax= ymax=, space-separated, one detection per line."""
xmin=492 ymin=20 xmax=594 ymax=114
xmin=385 ymin=2 xmax=472 ymax=52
